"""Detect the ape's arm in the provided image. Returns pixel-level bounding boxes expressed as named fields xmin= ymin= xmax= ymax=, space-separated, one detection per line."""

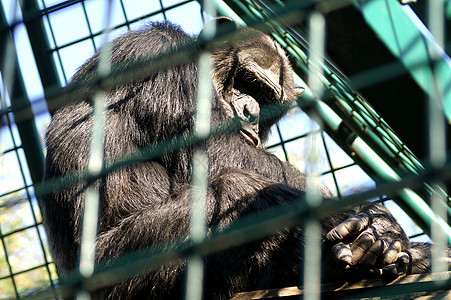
xmin=94 ymin=167 xmax=308 ymax=299
xmin=207 ymin=135 xmax=414 ymax=278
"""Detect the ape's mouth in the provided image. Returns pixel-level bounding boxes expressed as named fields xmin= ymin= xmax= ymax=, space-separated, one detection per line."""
xmin=240 ymin=122 xmax=260 ymax=147
xmin=229 ymin=88 xmax=262 ymax=148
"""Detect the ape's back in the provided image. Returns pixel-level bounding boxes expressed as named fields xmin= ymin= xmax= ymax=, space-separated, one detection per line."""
xmin=42 ymin=22 xmax=198 ymax=273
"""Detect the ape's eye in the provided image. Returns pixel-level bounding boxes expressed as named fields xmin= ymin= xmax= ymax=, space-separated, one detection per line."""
xmin=234 ymin=70 xmax=275 ymax=104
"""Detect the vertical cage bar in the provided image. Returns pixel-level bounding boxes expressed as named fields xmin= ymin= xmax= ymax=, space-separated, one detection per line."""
xmin=427 ymin=0 xmax=449 ymax=276
xmin=184 ymin=3 xmax=216 ymax=299
xmin=80 ymin=2 xmax=98 ymax=52
xmin=320 ymin=131 xmax=342 ymax=198
xmin=77 ymin=1 xmax=114 ymax=298
xmin=303 ymin=10 xmax=325 ymax=300
xmin=39 ymin=0 xmax=69 ymax=85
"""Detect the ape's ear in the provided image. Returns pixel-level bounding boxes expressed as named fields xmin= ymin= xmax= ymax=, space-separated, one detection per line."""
xmin=198 ymin=17 xmax=237 ymax=46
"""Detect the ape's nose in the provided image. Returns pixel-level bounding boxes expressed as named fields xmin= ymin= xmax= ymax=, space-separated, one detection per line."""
xmin=240 ymin=96 xmax=260 ymax=126
xmin=243 ymin=106 xmax=259 ymax=125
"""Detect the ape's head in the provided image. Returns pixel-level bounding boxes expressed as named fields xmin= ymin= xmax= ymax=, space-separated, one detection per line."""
xmin=202 ymin=17 xmax=304 ymax=147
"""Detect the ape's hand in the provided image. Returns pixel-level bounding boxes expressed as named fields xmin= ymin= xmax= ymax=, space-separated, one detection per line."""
xmin=325 ymin=204 xmax=411 ymax=277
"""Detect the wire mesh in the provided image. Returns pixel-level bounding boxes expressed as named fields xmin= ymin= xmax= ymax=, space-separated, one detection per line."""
xmin=0 ymin=0 xmax=449 ymax=299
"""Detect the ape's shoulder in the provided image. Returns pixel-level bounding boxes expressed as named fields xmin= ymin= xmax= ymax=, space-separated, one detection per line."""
xmin=115 ymin=21 xmax=192 ymax=47
xmin=72 ymin=21 xmax=193 ymax=80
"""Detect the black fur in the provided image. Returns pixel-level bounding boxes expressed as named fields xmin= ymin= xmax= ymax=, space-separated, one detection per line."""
xmin=42 ymin=21 xmax=437 ymax=299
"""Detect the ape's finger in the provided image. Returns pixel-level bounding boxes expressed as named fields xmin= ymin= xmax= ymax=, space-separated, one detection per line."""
xmin=396 ymin=251 xmax=410 ymax=266
xmin=332 ymin=242 xmax=352 ymax=265
xmin=382 ymin=240 xmax=402 ymax=266
xmin=382 ymin=263 xmax=408 ymax=277
xmin=381 ymin=252 xmax=410 ymax=277
xmin=350 ymin=232 xmax=375 ymax=265
xmin=359 ymin=239 xmax=384 ymax=266
xmin=326 ymin=213 xmax=370 ymax=242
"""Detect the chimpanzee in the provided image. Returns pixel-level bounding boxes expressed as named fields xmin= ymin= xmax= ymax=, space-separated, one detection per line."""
xmin=41 ymin=18 xmax=434 ymax=299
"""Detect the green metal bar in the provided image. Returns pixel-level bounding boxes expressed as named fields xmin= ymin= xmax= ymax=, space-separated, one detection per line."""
xmin=185 ymin=3 xmax=217 ymax=298
xmin=295 ymin=75 xmax=451 ymax=242
xmin=117 ymin=0 xmax=131 ymax=30
xmin=236 ymin=0 xmax=440 ymax=182
xmin=78 ymin=0 xmax=114 ymax=289
xmin=185 ymin=52 xmax=212 ymax=300
xmin=20 ymin=0 xmax=63 ymax=101
xmin=0 ymin=115 xmax=20 ymax=300
xmin=427 ymin=0 xmax=448 ymax=275
xmin=321 ymin=131 xmax=343 ymax=198
xmin=3 ymin=104 xmax=58 ymax=295
xmin=0 ymin=2 xmax=55 ymax=298
xmin=0 ymin=2 xmax=45 ymax=186
xmin=275 ymin=124 xmax=290 ymax=161
xmin=303 ymin=11 xmax=326 ymax=300
xmin=355 ymin=0 xmax=451 ymax=122
xmin=352 ymin=137 xmax=451 ymax=244
xmin=80 ymin=1 xmax=98 ymax=51
xmin=39 ymin=0 xmax=72 ymax=85
xmin=272 ymin=14 xmax=451 ymax=237
xmin=212 ymin=0 xmax=253 ymax=25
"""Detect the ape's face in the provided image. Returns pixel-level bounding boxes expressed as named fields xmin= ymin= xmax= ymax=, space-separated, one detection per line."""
xmin=210 ymin=25 xmax=303 ymax=147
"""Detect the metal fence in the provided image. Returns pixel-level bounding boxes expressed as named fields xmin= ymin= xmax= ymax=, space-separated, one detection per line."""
xmin=0 ymin=0 xmax=449 ymax=298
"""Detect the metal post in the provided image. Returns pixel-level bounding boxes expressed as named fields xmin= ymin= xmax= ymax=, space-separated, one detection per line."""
xmin=77 ymin=1 xmax=114 ymax=298
xmin=303 ymin=11 xmax=326 ymax=300
xmin=184 ymin=3 xmax=216 ymax=299
xmin=427 ymin=0 xmax=449 ymax=276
